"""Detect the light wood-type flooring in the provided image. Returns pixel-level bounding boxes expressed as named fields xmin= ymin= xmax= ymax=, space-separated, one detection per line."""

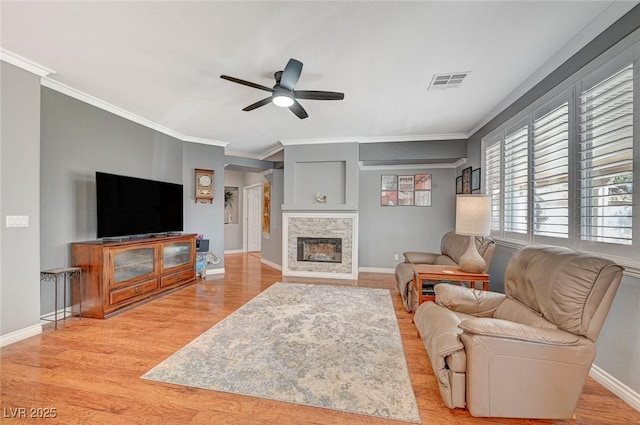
xmin=1 ymin=253 xmax=638 ymax=424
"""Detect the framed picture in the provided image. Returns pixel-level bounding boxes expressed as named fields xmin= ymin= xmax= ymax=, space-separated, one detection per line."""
xmin=462 ymin=166 xmax=472 ymax=194
xmin=471 ymin=168 xmax=481 ymax=191
xmin=398 ymin=175 xmax=415 ymax=191
xmin=414 ymin=174 xmax=432 ymax=190
xmin=381 ymin=175 xmax=398 ymax=191
xmin=398 ymin=190 xmax=414 ymax=206
xmin=381 ymin=191 xmax=398 ymax=206
xmin=415 ymin=190 xmax=432 ymax=206
xmin=456 ymin=176 xmax=462 ymax=194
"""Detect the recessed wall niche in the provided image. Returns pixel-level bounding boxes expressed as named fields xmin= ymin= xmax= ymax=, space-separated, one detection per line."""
xmin=224 ymin=186 xmax=238 ymax=224
xmin=294 ymin=161 xmax=346 ymax=205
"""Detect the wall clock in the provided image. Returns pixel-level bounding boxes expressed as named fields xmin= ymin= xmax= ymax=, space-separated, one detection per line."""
xmin=195 ymin=168 xmax=214 ymax=204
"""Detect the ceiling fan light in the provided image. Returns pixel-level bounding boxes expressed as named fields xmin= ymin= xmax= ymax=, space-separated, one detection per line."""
xmin=273 ymin=95 xmax=294 ymax=107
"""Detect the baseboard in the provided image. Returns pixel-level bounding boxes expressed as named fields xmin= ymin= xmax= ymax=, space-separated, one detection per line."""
xmin=206 ymin=268 xmax=225 ymax=276
xmin=0 ymin=323 xmax=42 ymax=347
xmin=359 ymin=267 xmax=396 ymax=274
xmin=260 ymin=258 xmax=282 ymax=271
xmin=224 ymin=249 xmax=244 ymax=254
xmin=590 ymin=364 xmax=640 ymax=412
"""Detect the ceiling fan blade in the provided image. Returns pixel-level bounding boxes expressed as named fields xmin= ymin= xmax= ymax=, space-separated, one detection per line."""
xmin=280 ymin=58 xmax=303 ymax=91
xmin=242 ymin=97 xmax=273 ymax=111
xmin=294 ymin=90 xmax=344 ymax=101
xmin=220 ymin=75 xmax=274 ymax=93
xmin=289 ymin=100 xmax=308 ymax=119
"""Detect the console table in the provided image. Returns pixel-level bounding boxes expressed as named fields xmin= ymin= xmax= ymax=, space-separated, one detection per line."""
xmin=413 ymin=264 xmax=489 ymax=306
xmin=40 ymin=267 xmax=82 ymax=330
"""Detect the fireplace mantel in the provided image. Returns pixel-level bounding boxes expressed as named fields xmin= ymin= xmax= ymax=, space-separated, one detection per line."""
xmin=282 ymin=212 xmax=358 ymax=279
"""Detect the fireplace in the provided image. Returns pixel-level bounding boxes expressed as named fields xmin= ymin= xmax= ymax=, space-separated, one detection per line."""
xmin=282 ymin=212 xmax=358 ymax=279
xmin=297 ymin=237 xmax=342 ymax=263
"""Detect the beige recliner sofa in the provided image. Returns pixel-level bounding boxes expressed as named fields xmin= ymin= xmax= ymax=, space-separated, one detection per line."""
xmin=414 ymin=245 xmax=624 ymax=419
xmin=395 ymin=231 xmax=495 ymax=312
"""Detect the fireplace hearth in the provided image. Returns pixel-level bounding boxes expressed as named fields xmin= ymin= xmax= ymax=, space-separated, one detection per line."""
xmin=283 ymin=212 xmax=358 ymax=279
xmin=297 ymin=237 xmax=342 ymax=263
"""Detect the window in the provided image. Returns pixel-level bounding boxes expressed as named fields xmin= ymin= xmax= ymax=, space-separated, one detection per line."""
xmin=485 ymin=141 xmax=501 ymax=232
xmin=482 ymin=44 xmax=637 ymax=263
xmin=578 ymin=64 xmax=633 ymax=246
xmin=503 ymin=125 xmax=529 ymax=236
xmin=532 ymin=102 xmax=569 ymax=239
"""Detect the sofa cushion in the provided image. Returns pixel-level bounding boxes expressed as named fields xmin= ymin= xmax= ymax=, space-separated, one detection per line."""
xmin=435 ymin=284 xmax=506 ymax=317
xmin=459 ymin=318 xmax=579 ymax=345
xmin=504 ymin=245 xmax=623 ymax=337
xmin=494 ymin=298 xmax=558 ymax=330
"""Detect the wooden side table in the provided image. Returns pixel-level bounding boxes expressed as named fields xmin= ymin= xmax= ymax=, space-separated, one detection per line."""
xmin=413 ymin=264 xmax=489 ymax=306
xmin=40 ymin=267 xmax=82 ymax=330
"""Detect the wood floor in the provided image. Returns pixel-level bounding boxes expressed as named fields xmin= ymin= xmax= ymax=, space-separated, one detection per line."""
xmin=1 ymin=253 xmax=638 ymax=424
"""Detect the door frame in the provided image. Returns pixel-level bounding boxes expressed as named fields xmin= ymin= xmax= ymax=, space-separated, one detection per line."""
xmin=242 ymin=183 xmax=262 ymax=253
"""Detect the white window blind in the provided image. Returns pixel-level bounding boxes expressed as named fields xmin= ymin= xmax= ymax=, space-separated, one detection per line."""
xmin=579 ymin=63 xmax=633 ymax=245
xmin=503 ymin=126 xmax=529 ymax=234
xmin=532 ymin=102 xmax=569 ymax=238
xmin=485 ymin=142 xmax=502 ymax=232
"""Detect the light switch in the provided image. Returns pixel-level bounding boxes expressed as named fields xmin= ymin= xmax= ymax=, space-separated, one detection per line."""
xmin=6 ymin=215 xmax=29 ymax=228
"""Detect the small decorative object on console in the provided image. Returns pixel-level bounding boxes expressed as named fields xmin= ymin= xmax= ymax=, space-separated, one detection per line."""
xmin=315 ymin=193 xmax=327 ymax=203
xmin=195 ymin=169 xmax=214 ymax=203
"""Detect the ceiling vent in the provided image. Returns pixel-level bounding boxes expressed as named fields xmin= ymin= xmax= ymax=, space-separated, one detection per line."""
xmin=428 ymin=72 xmax=469 ymax=90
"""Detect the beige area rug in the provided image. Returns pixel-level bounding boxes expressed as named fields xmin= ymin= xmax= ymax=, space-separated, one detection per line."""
xmin=142 ymin=282 xmax=421 ymax=423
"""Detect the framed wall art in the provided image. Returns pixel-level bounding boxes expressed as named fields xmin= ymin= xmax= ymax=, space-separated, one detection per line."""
xmin=462 ymin=166 xmax=472 ymax=194
xmin=456 ymin=176 xmax=463 ymax=194
xmin=415 ymin=190 xmax=432 ymax=206
xmin=471 ymin=168 xmax=481 ymax=192
xmin=414 ymin=174 xmax=432 ymax=190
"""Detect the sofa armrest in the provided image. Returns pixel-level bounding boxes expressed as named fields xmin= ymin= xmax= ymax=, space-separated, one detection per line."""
xmin=403 ymin=251 xmax=439 ymax=264
xmin=435 ymin=284 xmax=506 ymax=317
xmin=459 ymin=318 xmax=580 ymax=345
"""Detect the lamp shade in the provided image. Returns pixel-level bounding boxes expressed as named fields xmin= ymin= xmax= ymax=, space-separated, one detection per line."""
xmin=455 ymin=195 xmax=491 ymax=236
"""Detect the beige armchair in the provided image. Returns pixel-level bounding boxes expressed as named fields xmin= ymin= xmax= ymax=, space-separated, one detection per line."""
xmin=395 ymin=231 xmax=495 ymax=311
xmin=413 ymin=245 xmax=623 ymax=419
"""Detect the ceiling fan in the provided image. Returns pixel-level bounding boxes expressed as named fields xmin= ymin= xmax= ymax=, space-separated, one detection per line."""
xmin=220 ymin=58 xmax=344 ymax=119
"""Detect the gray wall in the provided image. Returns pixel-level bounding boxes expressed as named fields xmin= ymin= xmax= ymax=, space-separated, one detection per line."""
xmin=182 ymin=142 xmax=226 ymax=270
xmin=40 ymin=88 xmax=184 ymax=315
xmin=1 ymin=62 xmax=42 ymax=336
xmin=223 ymin=170 xmax=244 ymax=251
xmin=284 ymin=143 xmax=359 ymax=209
xmin=358 ymin=168 xmax=456 ymax=268
xmin=39 ymin=88 xmax=225 ymax=316
xmin=261 ymin=169 xmax=284 ymax=266
xmin=465 ymin=5 xmax=640 ymax=395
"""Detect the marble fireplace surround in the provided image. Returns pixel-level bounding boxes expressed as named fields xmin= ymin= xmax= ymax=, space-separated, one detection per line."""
xmin=282 ymin=212 xmax=358 ymax=279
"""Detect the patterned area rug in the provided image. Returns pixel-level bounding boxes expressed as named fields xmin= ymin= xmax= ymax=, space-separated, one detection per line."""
xmin=142 ymin=282 xmax=421 ymax=423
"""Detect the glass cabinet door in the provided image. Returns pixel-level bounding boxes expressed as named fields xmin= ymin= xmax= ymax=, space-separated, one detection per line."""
xmin=163 ymin=242 xmax=192 ymax=271
xmin=112 ymin=247 xmax=156 ymax=283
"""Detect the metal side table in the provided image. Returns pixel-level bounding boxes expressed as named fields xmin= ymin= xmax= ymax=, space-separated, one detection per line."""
xmin=40 ymin=267 xmax=82 ymax=330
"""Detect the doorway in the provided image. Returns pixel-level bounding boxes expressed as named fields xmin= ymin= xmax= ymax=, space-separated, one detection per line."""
xmin=243 ymin=184 xmax=262 ymax=253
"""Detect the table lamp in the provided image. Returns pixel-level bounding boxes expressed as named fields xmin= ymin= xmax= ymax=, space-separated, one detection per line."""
xmin=455 ymin=194 xmax=491 ymax=273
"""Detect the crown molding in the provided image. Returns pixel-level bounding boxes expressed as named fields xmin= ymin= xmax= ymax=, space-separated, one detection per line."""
xmin=41 ymin=77 xmax=227 ymax=147
xmin=0 ymin=49 xmax=55 ymax=77
xmin=280 ymin=137 xmax=360 ymax=146
xmin=466 ymin=1 xmax=638 ymax=138
xmin=182 ymin=136 xmax=228 ymax=148
xmin=358 ymin=158 xmax=466 ymax=171
xmin=357 ymin=133 xmax=468 ymax=143
xmin=258 ymin=143 xmax=284 ymax=160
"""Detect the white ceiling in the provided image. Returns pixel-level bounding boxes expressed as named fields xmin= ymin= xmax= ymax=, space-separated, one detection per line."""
xmin=1 ymin=1 xmax=637 ymax=158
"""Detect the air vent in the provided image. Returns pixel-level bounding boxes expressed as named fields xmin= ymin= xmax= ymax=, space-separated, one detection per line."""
xmin=428 ymin=72 xmax=469 ymax=90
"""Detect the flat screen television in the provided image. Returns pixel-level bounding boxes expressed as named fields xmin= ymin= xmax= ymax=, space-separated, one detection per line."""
xmin=96 ymin=171 xmax=183 ymax=239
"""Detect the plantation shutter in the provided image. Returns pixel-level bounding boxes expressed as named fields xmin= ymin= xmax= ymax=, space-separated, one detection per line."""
xmin=503 ymin=125 xmax=529 ymax=235
xmin=578 ymin=63 xmax=633 ymax=245
xmin=532 ymin=102 xmax=569 ymax=239
xmin=485 ymin=141 xmax=502 ymax=232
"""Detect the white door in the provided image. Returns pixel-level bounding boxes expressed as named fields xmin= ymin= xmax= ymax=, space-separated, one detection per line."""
xmin=246 ymin=186 xmax=262 ymax=252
